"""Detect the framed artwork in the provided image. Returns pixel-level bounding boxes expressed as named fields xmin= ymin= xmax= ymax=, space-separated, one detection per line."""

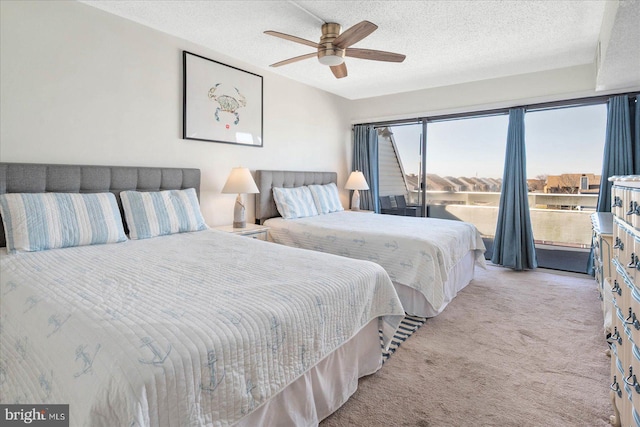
xmin=183 ymin=51 xmax=263 ymax=147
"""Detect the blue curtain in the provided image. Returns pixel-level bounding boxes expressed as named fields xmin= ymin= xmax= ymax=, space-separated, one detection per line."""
xmin=491 ymin=108 xmax=537 ymax=270
xmin=633 ymin=96 xmax=640 ymax=174
xmin=587 ymin=95 xmax=638 ymax=275
xmin=352 ymin=125 xmax=379 ymax=212
xmin=596 ymin=95 xmax=635 ymax=212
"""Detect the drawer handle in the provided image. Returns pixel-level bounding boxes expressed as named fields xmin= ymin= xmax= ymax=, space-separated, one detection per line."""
xmin=611 ymin=375 xmax=622 ymax=397
xmin=625 ymin=367 xmax=640 ymax=394
xmin=627 ymin=201 xmax=637 ymax=216
xmin=607 ymin=327 xmax=622 ymax=345
xmin=624 ymin=308 xmax=640 ymax=330
xmin=612 ymin=280 xmax=622 ymax=296
xmin=627 ymin=253 xmax=637 ymax=268
xmin=614 ymin=237 xmax=624 ymax=250
xmin=612 ymin=196 xmax=622 ymax=208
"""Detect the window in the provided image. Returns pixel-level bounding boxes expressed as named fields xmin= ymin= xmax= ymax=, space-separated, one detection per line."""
xmin=377 ymin=124 xmax=423 ymax=210
xmin=580 ymin=176 xmax=589 ymax=191
xmin=366 ymin=96 xmax=611 ymax=272
xmin=425 ymin=114 xmax=509 ymax=257
xmin=524 ymin=103 xmax=607 ymax=271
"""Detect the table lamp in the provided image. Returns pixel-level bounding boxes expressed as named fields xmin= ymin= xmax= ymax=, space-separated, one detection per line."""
xmin=345 ymin=170 xmax=369 ymax=211
xmin=221 ymin=167 xmax=259 ymax=228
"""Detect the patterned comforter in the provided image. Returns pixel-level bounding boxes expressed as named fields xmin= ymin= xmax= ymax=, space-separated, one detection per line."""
xmin=0 ymin=229 xmax=403 ymax=426
xmin=265 ymin=211 xmax=486 ymax=312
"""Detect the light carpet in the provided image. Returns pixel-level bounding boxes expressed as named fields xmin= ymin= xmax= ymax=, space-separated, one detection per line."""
xmin=322 ymin=264 xmax=611 ymax=427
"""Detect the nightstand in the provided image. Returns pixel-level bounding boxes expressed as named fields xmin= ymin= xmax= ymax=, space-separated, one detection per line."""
xmin=214 ymin=223 xmax=270 ymax=240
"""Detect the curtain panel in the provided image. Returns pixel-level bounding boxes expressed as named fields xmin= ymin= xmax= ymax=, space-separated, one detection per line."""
xmin=633 ymin=95 xmax=639 ymax=175
xmin=491 ymin=108 xmax=537 ymax=271
xmin=352 ymin=125 xmax=379 ymax=212
xmin=596 ymin=95 xmax=636 ymax=212
xmin=588 ymin=95 xmax=638 ymax=275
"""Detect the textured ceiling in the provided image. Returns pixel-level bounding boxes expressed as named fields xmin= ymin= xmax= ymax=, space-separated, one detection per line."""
xmin=81 ymin=0 xmax=639 ymax=100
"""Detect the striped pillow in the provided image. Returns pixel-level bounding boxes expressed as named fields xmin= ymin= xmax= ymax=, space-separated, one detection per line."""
xmin=308 ymin=183 xmax=344 ymax=214
xmin=0 ymin=192 xmax=127 ymax=254
xmin=120 ymin=188 xmax=207 ymax=240
xmin=272 ymin=186 xmax=319 ymax=219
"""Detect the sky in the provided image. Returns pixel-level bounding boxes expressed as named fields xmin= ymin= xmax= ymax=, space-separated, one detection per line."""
xmin=390 ymin=104 xmax=608 ymax=179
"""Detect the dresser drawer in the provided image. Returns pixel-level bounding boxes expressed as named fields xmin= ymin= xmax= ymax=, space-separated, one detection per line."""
xmin=614 ymin=184 xmax=640 ymax=230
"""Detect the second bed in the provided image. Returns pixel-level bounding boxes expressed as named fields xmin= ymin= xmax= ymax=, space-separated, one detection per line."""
xmin=255 ymin=170 xmax=487 ymax=317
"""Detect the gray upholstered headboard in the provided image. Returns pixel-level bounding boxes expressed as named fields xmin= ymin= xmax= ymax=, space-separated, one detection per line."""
xmin=254 ymin=170 xmax=337 ymax=223
xmin=0 ymin=163 xmax=201 ymax=248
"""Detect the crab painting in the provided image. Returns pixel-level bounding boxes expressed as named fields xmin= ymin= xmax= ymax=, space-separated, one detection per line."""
xmin=208 ymin=83 xmax=247 ymax=125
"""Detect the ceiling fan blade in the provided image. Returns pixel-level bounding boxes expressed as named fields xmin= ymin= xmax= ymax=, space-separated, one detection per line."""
xmin=333 ymin=21 xmax=378 ymax=49
xmin=345 ymin=48 xmax=406 ymax=63
xmin=330 ymin=63 xmax=348 ymax=79
xmin=264 ymin=30 xmax=319 ymax=48
xmin=269 ymin=52 xmax=317 ymax=67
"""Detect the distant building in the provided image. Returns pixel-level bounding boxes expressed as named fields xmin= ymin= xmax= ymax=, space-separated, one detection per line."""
xmin=545 ymin=174 xmax=601 ymax=194
xmin=423 ymin=174 xmax=501 ymax=192
xmin=527 ymin=178 xmax=546 ymax=192
xmin=444 ymin=176 xmax=469 ymax=191
xmin=426 ymin=174 xmax=459 ymax=191
xmin=409 ymin=172 xmax=600 ymax=196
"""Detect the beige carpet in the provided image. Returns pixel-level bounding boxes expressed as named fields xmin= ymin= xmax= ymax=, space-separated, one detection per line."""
xmin=321 ymin=264 xmax=611 ymax=427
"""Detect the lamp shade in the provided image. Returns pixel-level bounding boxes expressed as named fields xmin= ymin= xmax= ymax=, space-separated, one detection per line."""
xmin=221 ymin=167 xmax=259 ymax=194
xmin=344 ymin=171 xmax=369 ymax=191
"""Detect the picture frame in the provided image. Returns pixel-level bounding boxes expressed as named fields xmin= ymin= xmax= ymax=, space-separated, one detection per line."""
xmin=183 ymin=51 xmax=263 ymax=147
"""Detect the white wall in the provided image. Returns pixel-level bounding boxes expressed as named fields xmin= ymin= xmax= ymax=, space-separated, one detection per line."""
xmin=348 ymin=64 xmax=600 ymax=123
xmin=0 ymin=0 xmax=352 ymax=226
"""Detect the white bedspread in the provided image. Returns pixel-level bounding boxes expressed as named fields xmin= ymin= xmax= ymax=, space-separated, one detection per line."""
xmin=0 ymin=230 xmax=403 ymax=426
xmin=266 ymin=211 xmax=486 ymax=312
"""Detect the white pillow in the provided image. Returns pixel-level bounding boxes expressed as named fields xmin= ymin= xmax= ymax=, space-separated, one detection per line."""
xmin=308 ymin=183 xmax=344 ymax=214
xmin=272 ymin=186 xmax=319 ymax=219
xmin=120 ymin=188 xmax=207 ymax=240
xmin=0 ymin=192 xmax=127 ymax=253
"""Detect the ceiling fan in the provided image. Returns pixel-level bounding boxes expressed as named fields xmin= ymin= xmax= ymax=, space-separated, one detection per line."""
xmin=264 ymin=20 xmax=406 ymax=79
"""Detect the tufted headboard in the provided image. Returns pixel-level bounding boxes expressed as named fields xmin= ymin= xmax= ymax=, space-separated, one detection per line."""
xmin=0 ymin=163 xmax=201 ymax=247
xmin=254 ymin=170 xmax=337 ymax=224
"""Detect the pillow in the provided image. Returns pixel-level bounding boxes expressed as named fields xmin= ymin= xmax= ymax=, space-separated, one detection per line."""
xmin=0 ymin=192 xmax=127 ymax=254
xmin=308 ymin=183 xmax=344 ymax=214
xmin=120 ymin=188 xmax=207 ymax=240
xmin=272 ymin=186 xmax=319 ymax=219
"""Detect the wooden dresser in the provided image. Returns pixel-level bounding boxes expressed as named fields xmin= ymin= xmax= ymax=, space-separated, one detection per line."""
xmin=608 ymin=176 xmax=640 ymax=427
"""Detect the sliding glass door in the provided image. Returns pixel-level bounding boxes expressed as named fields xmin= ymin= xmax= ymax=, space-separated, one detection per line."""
xmin=377 ymin=123 xmax=426 ymax=216
xmin=524 ymin=103 xmax=607 ymax=272
xmin=425 ymin=114 xmax=509 ymax=258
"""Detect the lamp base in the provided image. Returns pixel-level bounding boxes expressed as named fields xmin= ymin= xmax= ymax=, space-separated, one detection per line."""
xmin=350 ymin=189 xmax=361 ymax=210
xmin=233 ymin=194 xmax=246 ymax=228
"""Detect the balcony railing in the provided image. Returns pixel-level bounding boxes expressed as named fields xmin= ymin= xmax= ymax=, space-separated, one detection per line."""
xmin=409 ymin=191 xmax=599 ymax=247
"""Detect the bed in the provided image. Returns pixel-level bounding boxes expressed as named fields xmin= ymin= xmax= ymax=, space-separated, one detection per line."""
xmin=255 ymin=170 xmax=487 ymax=318
xmin=0 ymin=163 xmax=405 ymax=426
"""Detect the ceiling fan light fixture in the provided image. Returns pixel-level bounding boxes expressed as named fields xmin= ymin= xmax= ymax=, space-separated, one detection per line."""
xmin=318 ymin=54 xmax=344 ymax=66
xmin=317 ymin=46 xmax=345 ymax=66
